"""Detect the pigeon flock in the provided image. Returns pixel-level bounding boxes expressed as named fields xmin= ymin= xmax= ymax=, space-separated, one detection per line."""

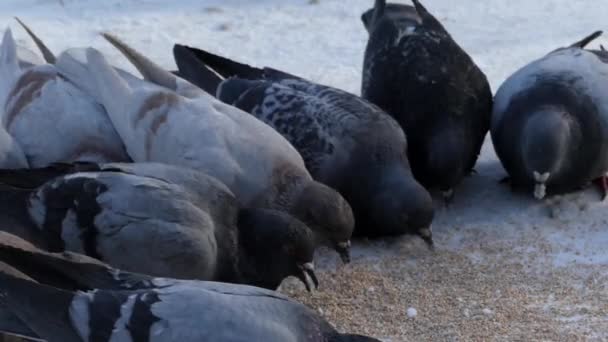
xmin=0 ymin=0 xmax=607 ymax=341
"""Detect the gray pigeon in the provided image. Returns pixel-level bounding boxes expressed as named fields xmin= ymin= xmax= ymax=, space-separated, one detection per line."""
xmin=78 ymin=35 xmax=355 ymax=264
xmin=0 ymin=162 xmax=319 ymax=292
xmin=0 ymin=238 xmax=381 ymax=342
xmin=492 ymin=31 xmax=608 ymax=199
xmin=171 ymin=43 xmax=434 ymax=245
xmin=361 ymin=0 xmax=492 ymax=202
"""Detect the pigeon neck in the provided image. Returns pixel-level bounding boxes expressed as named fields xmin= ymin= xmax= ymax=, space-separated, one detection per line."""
xmin=270 ymin=170 xmax=309 ymax=215
xmin=233 ymin=243 xmax=266 ymax=287
xmin=234 ymin=238 xmax=281 ymax=290
xmin=233 ymin=208 xmax=283 ymax=290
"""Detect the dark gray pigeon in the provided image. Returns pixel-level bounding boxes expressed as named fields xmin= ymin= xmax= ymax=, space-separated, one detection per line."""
xmin=360 ymin=0 xmax=492 ymax=202
xmin=171 ymin=43 xmax=435 ymax=245
xmin=0 ymin=162 xmax=319 ymax=292
xmin=492 ymin=31 xmax=608 ymax=199
xmin=0 ymin=238 xmax=381 ymax=342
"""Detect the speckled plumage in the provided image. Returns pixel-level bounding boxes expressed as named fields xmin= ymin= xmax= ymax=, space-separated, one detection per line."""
xmin=173 ymin=44 xmax=434 ymax=239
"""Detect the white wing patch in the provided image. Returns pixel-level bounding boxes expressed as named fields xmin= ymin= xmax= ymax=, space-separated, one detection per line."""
xmin=63 ymin=172 xmax=100 ymax=181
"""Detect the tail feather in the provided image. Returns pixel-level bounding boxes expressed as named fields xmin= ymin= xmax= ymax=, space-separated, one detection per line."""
xmin=412 ymin=0 xmax=446 ymax=32
xmin=102 ymin=33 xmax=176 ymax=89
xmin=0 ymin=272 xmax=82 ymax=342
xmin=0 ymin=234 xmax=154 ymax=291
xmin=173 ymin=44 xmax=265 ymax=80
xmin=13 ymin=17 xmax=56 ymax=64
xmin=0 ymin=29 xmax=22 ymax=111
xmin=102 ymin=33 xmax=203 ymax=98
xmin=0 ymin=29 xmax=19 ymax=71
xmin=173 ymin=44 xmax=301 ymax=88
xmin=372 ymin=0 xmax=386 ymax=23
xmin=85 ymin=47 xmax=136 ymax=142
xmin=173 ymin=44 xmax=224 ymax=95
xmin=569 ymin=30 xmax=603 ymax=49
xmin=55 ymin=47 xmax=145 ymax=102
xmin=55 ymin=47 xmax=102 ymax=105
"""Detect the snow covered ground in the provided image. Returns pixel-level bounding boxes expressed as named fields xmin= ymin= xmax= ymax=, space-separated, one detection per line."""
xmin=2 ymin=0 xmax=608 ymax=340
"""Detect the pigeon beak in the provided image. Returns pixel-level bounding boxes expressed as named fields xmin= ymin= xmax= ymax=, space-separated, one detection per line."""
xmin=296 ymin=262 xmax=319 ymax=292
xmin=335 ymin=240 xmax=351 ymax=264
xmin=417 ymin=227 xmax=434 ymax=250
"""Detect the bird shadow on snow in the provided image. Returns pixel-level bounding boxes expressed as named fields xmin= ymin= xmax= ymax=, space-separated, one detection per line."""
xmin=431 ymin=155 xmax=608 ymax=268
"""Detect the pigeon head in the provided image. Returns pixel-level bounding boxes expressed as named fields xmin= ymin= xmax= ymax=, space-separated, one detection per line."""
xmin=237 ymin=208 xmax=318 ymax=292
xmin=364 ymin=163 xmax=435 ymax=246
xmin=291 ymin=181 xmax=354 ymax=263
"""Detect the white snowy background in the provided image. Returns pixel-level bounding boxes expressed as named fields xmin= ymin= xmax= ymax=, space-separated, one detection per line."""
xmin=2 ymin=0 xmax=607 ymax=340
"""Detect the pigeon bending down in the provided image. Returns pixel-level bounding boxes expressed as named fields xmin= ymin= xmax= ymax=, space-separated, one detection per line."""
xmin=0 ymin=162 xmax=319 ymax=292
xmin=361 ymin=0 xmax=492 ymax=203
xmin=0 ymin=25 xmax=129 ymax=167
xmin=171 ymin=43 xmax=434 ymax=244
xmin=492 ymin=31 xmax=608 ymax=199
xmin=0 ymin=235 xmax=381 ymax=342
xmin=76 ymin=35 xmax=354 ymax=263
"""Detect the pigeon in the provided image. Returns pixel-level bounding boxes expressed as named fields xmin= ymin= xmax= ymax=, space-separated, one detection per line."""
xmin=75 ymin=34 xmax=354 ymax=262
xmin=361 ymin=0 xmax=493 ymax=202
xmin=0 ymin=24 xmax=129 ymax=168
xmin=0 ymin=162 xmax=319 ymax=291
xmin=492 ymin=31 xmax=608 ymax=199
xmin=171 ymin=43 xmax=434 ymax=244
xmin=0 ymin=237 xmax=381 ymax=342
